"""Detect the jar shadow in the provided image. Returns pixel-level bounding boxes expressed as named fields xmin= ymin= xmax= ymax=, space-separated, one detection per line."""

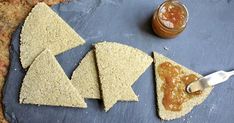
xmin=138 ymin=13 xmax=162 ymax=40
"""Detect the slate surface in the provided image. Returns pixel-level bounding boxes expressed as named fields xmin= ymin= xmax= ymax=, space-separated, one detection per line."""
xmin=3 ymin=0 xmax=234 ymax=123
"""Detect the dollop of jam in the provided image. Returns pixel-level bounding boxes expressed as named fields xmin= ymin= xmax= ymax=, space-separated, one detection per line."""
xmin=158 ymin=62 xmax=201 ymax=111
xmin=158 ymin=1 xmax=187 ymax=29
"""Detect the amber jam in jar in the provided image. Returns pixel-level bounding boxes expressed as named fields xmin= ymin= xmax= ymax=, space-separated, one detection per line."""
xmin=152 ymin=0 xmax=188 ymax=38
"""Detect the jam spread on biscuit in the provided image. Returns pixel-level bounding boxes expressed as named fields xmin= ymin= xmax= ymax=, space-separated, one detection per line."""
xmin=158 ymin=62 xmax=201 ymax=111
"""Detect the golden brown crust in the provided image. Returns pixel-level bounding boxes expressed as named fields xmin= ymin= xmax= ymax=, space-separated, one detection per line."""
xmin=0 ymin=0 xmax=65 ymax=122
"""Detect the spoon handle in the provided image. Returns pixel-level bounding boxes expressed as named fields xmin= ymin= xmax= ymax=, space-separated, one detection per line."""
xmin=228 ymin=70 xmax=234 ymax=76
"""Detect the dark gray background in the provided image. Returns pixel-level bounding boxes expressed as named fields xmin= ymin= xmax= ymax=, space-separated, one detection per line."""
xmin=3 ymin=0 xmax=234 ymax=123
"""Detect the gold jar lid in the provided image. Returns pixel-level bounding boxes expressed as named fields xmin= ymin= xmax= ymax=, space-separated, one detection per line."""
xmin=152 ymin=0 xmax=189 ymax=38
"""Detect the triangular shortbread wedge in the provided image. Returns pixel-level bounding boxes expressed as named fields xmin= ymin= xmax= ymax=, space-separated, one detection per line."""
xmin=153 ymin=52 xmax=213 ymax=120
xmin=94 ymin=42 xmax=153 ymax=111
xmin=20 ymin=2 xmax=85 ymax=68
xmin=19 ymin=50 xmax=87 ymax=108
xmin=71 ymin=50 xmax=101 ymax=99
xmin=71 ymin=50 xmax=147 ymax=101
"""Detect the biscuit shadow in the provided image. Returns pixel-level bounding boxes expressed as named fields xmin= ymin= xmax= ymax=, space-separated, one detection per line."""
xmin=92 ymin=46 xmax=105 ymax=111
xmin=151 ymin=52 xmax=161 ymax=120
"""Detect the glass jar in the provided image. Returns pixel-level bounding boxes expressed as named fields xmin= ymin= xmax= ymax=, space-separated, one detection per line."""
xmin=152 ymin=0 xmax=189 ymax=38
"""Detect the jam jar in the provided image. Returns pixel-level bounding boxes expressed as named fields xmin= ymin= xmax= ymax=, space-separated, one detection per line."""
xmin=152 ymin=0 xmax=189 ymax=38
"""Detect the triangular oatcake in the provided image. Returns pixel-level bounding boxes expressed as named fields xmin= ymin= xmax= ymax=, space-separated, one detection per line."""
xmin=94 ymin=42 xmax=153 ymax=111
xmin=19 ymin=49 xmax=87 ymax=108
xmin=20 ymin=2 xmax=85 ymax=68
xmin=71 ymin=50 xmax=101 ymax=99
xmin=71 ymin=49 xmax=147 ymax=101
xmin=153 ymin=52 xmax=213 ymax=120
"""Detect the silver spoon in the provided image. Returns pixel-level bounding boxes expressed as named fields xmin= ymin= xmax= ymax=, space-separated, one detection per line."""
xmin=186 ymin=70 xmax=234 ymax=93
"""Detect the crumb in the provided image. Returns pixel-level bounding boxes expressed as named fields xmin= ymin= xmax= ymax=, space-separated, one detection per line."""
xmin=163 ymin=46 xmax=169 ymax=51
xmin=14 ymin=68 xmax=17 ymax=71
